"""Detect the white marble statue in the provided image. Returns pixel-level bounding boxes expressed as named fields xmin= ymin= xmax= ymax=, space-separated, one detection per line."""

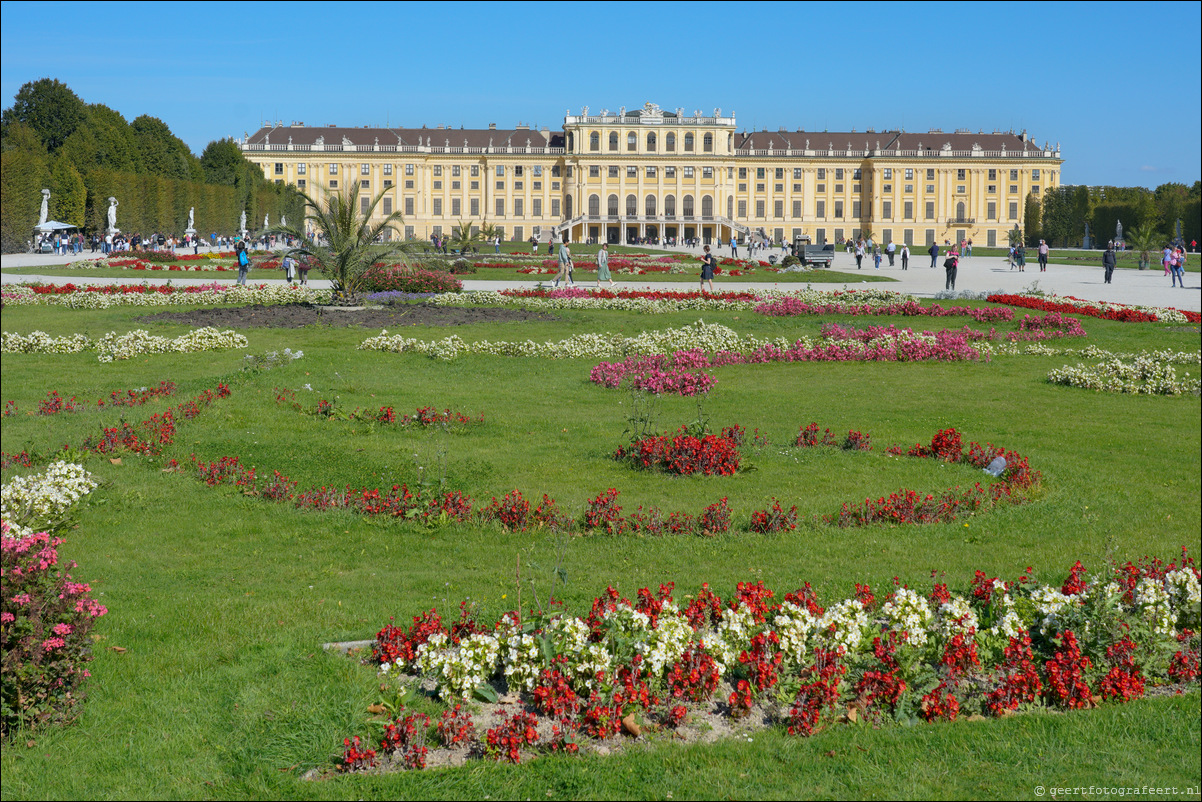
xmin=39 ymin=189 xmax=50 ymax=226
xmin=187 ymin=207 xmax=195 ymax=230
xmin=107 ymin=197 xmax=119 ymax=232
xmin=239 ymin=209 xmax=247 ymax=232
xmin=280 ymin=214 xmax=286 ymax=227
xmin=263 ymin=213 xmax=269 ymax=230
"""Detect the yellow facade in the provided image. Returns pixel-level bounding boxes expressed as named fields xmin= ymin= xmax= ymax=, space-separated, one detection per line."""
xmin=242 ymin=102 xmax=1061 ymax=248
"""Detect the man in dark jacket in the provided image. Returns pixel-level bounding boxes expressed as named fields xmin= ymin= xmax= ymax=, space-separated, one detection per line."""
xmin=1102 ymin=241 xmax=1117 ymax=284
xmin=928 ymin=242 xmax=939 ymax=268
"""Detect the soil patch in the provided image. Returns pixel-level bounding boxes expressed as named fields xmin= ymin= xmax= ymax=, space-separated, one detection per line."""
xmin=138 ymin=302 xmax=560 ymax=330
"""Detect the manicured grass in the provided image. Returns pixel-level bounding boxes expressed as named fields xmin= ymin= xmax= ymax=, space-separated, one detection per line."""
xmin=1 ymin=294 xmax=1199 ymax=799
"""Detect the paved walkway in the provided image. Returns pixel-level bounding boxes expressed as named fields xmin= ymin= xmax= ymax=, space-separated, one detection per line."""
xmin=2 ymin=248 xmax=1197 ymax=312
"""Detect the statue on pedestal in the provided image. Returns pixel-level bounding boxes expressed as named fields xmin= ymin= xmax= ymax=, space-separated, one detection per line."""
xmin=106 ymin=197 xmax=120 ymax=233
xmin=39 ymin=189 xmax=50 ymax=226
xmin=185 ymin=207 xmax=196 ymax=234
xmin=239 ymin=209 xmax=247 ymax=235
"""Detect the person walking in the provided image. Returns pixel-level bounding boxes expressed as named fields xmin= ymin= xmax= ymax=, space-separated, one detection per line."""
xmin=297 ymin=257 xmax=310 ymax=286
xmin=928 ymin=241 xmax=939 ymax=268
xmin=1016 ymin=243 xmax=1027 ymax=272
xmin=1038 ymin=239 xmax=1049 ymax=271
xmin=886 ymin=240 xmax=896 ymax=266
xmin=553 ymin=237 xmax=574 ymax=288
xmin=235 ymin=240 xmax=250 ymax=286
xmin=1163 ymin=244 xmax=1174 ymax=276
xmin=900 ymin=243 xmax=909 ymax=270
xmin=855 ymin=240 xmax=865 ymax=269
xmin=731 ymin=237 xmax=738 ymax=258
xmin=596 ymin=242 xmax=615 ymax=288
xmin=699 ymin=244 xmax=717 ymax=293
xmin=1168 ymin=247 xmax=1184 ymax=287
xmin=282 ymin=254 xmax=295 ymax=284
xmin=944 ymin=247 xmax=960 ymax=291
xmin=873 ymin=243 xmax=882 ymax=269
xmin=1102 ymin=241 xmax=1117 ymax=284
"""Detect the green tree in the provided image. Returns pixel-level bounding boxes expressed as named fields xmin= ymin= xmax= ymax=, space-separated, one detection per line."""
xmin=132 ymin=115 xmax=199 ymax=181
xmin=272 ymin=180 xmax=416 ymax=300
xmin=3 ymin=78 xmax=86 ymax=153
xmin=200 ymin=138 xmax=245 ymax=185
xmin=448 ymin=219 xmax=487 ymax=254
xmin=48 ymin=157 xmax=86 ymax=226
xmin=0 ymin=147 xmax=50 ymax=251
xmin=1023 ymin=192 xmax=1041 ymax=245
xmin=1125 ymin=225 xmax=1161 ymax=270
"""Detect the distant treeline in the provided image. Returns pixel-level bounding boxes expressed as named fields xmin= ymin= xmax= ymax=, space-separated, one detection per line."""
xmin=1032 ymin=182 xmax=1201 ymax=249
xmin=0 ymin=78 xmax=303 ymax=252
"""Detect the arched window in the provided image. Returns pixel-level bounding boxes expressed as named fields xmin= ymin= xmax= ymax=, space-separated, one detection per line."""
xmin=703 ymin=133 xmax=713 ymax=152
xmin=683 ymin=194 xmax=695 ymax=217
xmin=645 ymin=194 xmax=657 ymax=216
xmin=589 ymin=132 xmax=599 ymax=151
xmin=647 ymin=133 xmax=657 ymax=151
xmin=588 ymin=194 xmax=600 ymax=216
xmin=608 ymin=194 xmax=619 ymax=217
xmin=627 ymin=132 xmax=637 ymax=151
xmin=608 ymin=132 xmax=618 ymax=151
xmin=666 ymin=133 xmax=676 ymax=152
xmin=684 ymin=133 xmax=694 ymax=152
xmin=664 ymin=194 xmax=676 ymax=217
xmin=956 ymin=201 xmax=966 ymax=221
xmin=701 ymin=196 xmax=714 ymax=217
xmin=626 ymin=194 xmax=637 ymax=216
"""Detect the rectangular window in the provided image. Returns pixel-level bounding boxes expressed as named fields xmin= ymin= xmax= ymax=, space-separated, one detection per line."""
xmin=360 ymin=180 xmax=369 ymax=189
xmin=496 ymin=181 xmax=504 ymax=190
xmin=957 ymin=169 xmax=966 ymax=180
xmin=775 ymin=168 xmax=784 ymax=179
xmin=495 ymin=165 xmax=504 ymax=176
xmin=903 ymin=201 xmax=913 ymax=219
xmin=926 ymin=169 xmax=935 ymax=180
xmin=792 ymin=200 xmax=802 ymax=217
xmin=589 ymin=165 xmax=599 ymax=177
xmin=609 ymin=166 xmax=619 ymax=178
xmin=404 ymin=197 xmax=414 ymax=216
xmin=470 ymin=198 xmax=479 ymax=216
xmin=926 ymin=184 xmax=935 ymax=193
xmin=1009 ymin=202 xmax=1018 ymax=220
xmin=431 ymin=166 xmax=440 ymax=176
xmin=1010 ymin=169 xmax=1019 ymax=180
xmin=452 ymin=165 xmax=461 ymax=177
xmin=432 ymin=225 xmax=442 ymax=236
xmin=684 ymin=167 xmax=694 ymax=178
xmin=775 ymin=183 xmax=783 ymax=192
xmin=361 ymin=164 xmax=371 ymax=175
xmin=1032 ymin=168 xmax=1041 ymax=179
xmin=883 ymin=168 xmax=892 ymax=179
xmin=433 ymin=198 xmax=442 ymax=215
xmin=816 ymin=183 xmax=825 ymax=192
xmin=533 ymin=181 xmax=541 ymax=190
xmin=835 ymin=168 xmax=844 ymax=180
xmin=853 ymin=184 xmax=861 ymax=193
xmin=756 ymin=168 xmax=765 ymax=179
xmin=853 ymin=169 xmax=862 ymax=180
xmin=329 ymin=164 xmax=338 ymax=175
xmin=627 ymin=166 xmax=637 ymax=177
xmin=431 ymin=181 xmax=439 ymax=189
xmin=1032 ymin=185 xmax=1040 ymax=194
xmin=817 ymin=168 xmax=826 ymax=180
xmin=514 ymin=166 xmax=523 ymax=177
xmin=793 ymin=183 xmax=801 ymax=192
xmin=470 ymin=181 xmax=479 ymax=190
xmin=755 ymin=200 xmax=765 ymax=217
xmin=988 ymin=185 xmax=996 ymax=193
xmin=383 ymin=197 xmax=392 ymax=215
xmin=957 ymin=185 xmax=965 ymax=194
xmin=451 ymin=181 xmax=461 ymax=190
xmin=987 ymin=202 xmax=996 ymax=220
xmin=882 ymin=200 xmax=892 ymax=219
xmin=835 ymin=184 xmax=843 ymax=193
xmin=451 ymin=198 xmax=461 ymax=215
xmin=405 ymin=225 xmax=414 ymax=239
xmin=328 ymin=179 xmax=337 ymax=188
xmin=361 ymin=196 xmax=370 ymax=215
xmin=988 ymin=169 xmax=996 ymax=180
xmin=739 ymin=168 xmax=747 ymax=179
xmin=532 ymin=199 xmax=542 ymax=216
xmin=514 ymin=198 xmax=523 ymax=216
xmin=904 ymin=184 xmax=913 ymax=193
xmin=533 ymin=165 xmax=543 ymax=176
xmin=774 ymin=200 xmax=783 ymax=218
xmin=903 ymin=229 xmax=913 ymax=245
xmin=925 ymin=201 xmax=935 ymax=220
xmin=925 ymin=228 xmax=936 ymax=245
xmin=816 ymin=200 xmax=826 ymax=218
xmin=882 ymin=184 xmax=891 ymax=193
xmin=471 ymin=165 xmax=480 ymax=177
xmin=551 ymin=165 xmax=561 ymax=177
xmin=738 ymin=200 xmax=747 ymax=217
xmin=1009 ymin=185 xmax=1018 ymax=194
xmin=405 ymin=180 xmax=414 ymax=189
xmin=496 ymin=198 xmax=504 ymax=216
xmin=756 ymin=183 xmax=765 ymax=192
xmin=297 ymin=179 xmax=306 ymax=189
xmin=834 ymin=200 xmax=844 ymax=218
xmin=702 ymin=167 xmax=713 ymax=178
xmin=297 ymin=163 xmax=306 ymax=175
xmin=405 ymin=164 xmax=414 ymax=176
xmin=647 ymin=166 xmax=657 ymax=177
xmin=739 ymin=184 xmax=747 ymax=191
xmin=551 ymin=198 xmax=560 ymax=216
xmin=852 ymin=200 xmax=861 ymax=218
xmin=665 ymin=166 xmax=675 ymax=178
xmin=905 ymin=168 xmax=913 ymax=180
xmin=793 ymin=168 xmax=802 ymax=179
xmin=274 ymin=162 xmax=284 ymax=175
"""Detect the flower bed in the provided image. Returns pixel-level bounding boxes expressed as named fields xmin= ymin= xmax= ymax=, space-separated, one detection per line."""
xmin=273 ymin=388 xmax=484 ymax=427
xmin=1 ymin=462 xmax=98 ymax=538
xmin=987 ymin=293 xmax=1201 ymax=325
xmin=757 ymin=297 xmax=1015 ymax=322
xmin=1 ymin=283 xmax=329 ymax=309
xmin=1048 ymin=355 xmax=1201 ymax=395
xmin=2 ymin=327 xmax=249 ymax=362
xmin=613 ymin=428 xmax=741 ymax=476
xmin=338 ymin=553 xmax=1200 ymax=771
xmin=361 ymin=266 xmax=463 ymax=294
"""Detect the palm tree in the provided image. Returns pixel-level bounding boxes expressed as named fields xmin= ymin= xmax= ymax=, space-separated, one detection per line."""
xmin=447 ymin=219 xmax=486 ymax=255
xmin=269 ymin=180 xmax=417 ymax=301
xmin=1126 ymin=225 xmax=1161 ymax=270
xmin=1007 ymin=225 xmax=1024 ymax=247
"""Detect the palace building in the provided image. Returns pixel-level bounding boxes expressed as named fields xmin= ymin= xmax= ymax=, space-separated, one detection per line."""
xmin=240 ymin=102 xmax=1062 ymax=248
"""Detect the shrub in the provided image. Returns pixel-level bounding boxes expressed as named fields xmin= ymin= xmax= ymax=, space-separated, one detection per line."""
xmin=1 ymin=525 xmax=108 ymax=738
xmin=362 ymin=266 xmax=463 ymax=294
xmin=613 ymin=428 xmax=741 ymax=476
xmin=448 ymin=259 xmax=476 ymax=274
xmin=780 ymin=254 xmax=801 ymax=268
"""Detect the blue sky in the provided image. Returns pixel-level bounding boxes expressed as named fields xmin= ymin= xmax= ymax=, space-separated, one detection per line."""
xmin=2 ymin=0 xmax=1198 ymax=189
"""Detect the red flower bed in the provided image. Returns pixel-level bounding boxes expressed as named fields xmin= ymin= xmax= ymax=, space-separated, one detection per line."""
xmin=613 ymin=427 xmax=740 ymax=476
xmin=988 ymin=293 xmax=1202 ymax=324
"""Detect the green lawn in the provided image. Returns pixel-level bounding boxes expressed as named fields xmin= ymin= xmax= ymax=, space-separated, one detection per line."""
xmin=1 ymin=292 xmax=1199 ymax=799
